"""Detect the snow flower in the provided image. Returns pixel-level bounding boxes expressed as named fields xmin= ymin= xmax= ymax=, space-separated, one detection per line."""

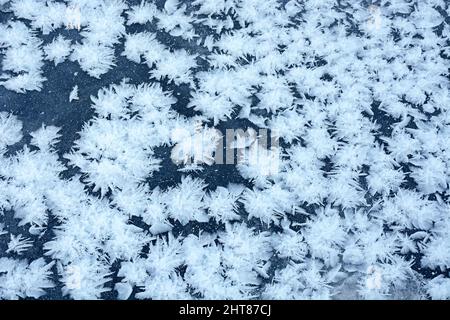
xmin=43 ymin=35 xmax=72 ymax=66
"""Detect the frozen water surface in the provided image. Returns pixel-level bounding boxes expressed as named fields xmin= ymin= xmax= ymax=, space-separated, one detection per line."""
xmin=1 ymin=0 xmax=450 ymax=300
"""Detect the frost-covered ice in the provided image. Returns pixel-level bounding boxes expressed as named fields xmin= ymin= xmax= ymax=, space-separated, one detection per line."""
xmin=1 ymin=0 xmax=450 ymax=300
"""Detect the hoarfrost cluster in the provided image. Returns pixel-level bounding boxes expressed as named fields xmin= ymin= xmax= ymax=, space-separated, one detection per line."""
xmin=0 ymin=0 xmax=450 ymax=300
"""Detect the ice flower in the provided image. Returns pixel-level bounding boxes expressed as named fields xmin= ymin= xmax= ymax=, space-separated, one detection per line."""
xmin=43 ymin=35 xmax=72 ymax=66
xmin=30 ymin=125 xmax=61 ymax=151
xmin=0 ymin=112 xmax=23 ymax=150
xmin=0 ymin=258 xmax=54 ymax=299
xmin=150 ymin=49 xmax=197 ymax=85
xmin=70 ymin=41 xmax=116 ymax=78
xmin=164 ymin=176 xmax=208 ymax=225
xmin=303 ymin=206 xmax=347 ymax=267
xmin=204 ymin=185 xmax=243 ymax=223
xmin=6 ymin=234 xmax=33 ymax=255
xmin=126 ymin=1 xmax=158 ymax=25
xmin=122 ymin=32 xmax=159 ymax=64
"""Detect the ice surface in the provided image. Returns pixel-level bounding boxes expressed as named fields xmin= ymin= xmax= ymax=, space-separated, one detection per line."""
xmin=1 ymin=0 xmax=450 ymax=300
